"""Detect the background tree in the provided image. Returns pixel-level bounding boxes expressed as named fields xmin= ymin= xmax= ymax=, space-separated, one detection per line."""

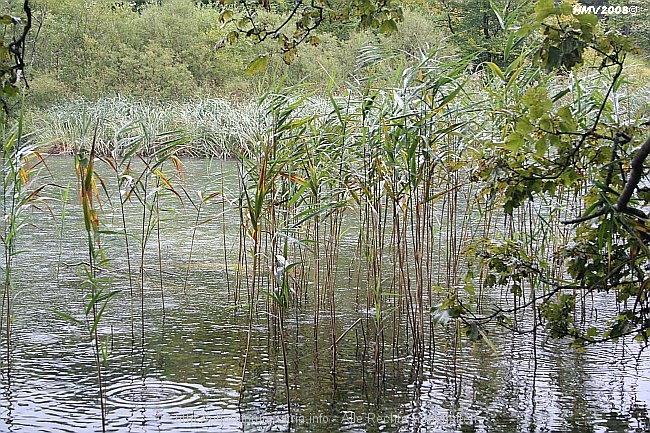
xmin=433 ymin=0 xmax=534 ymax=65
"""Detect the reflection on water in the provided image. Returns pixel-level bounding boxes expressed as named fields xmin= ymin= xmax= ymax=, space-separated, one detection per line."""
xmin=0 ymin=156 xmax=648 ymax=432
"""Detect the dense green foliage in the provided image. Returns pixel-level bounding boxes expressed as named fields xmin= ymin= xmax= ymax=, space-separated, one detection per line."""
xmin=471 ymin=0 xmax=650 ymax=345
xmin=20 ymin=0 xmax=444 ymax=105
xmin=0 ymin=0 xmax=44 ymax=380
xmin=432 ymin=0 xmax=534 ymax=65
xmin=28 ymin=0 xmax=256 ymax=102
xmin=0 ymin=0 xmax=30 ymax=119
xmin=17 ymin=0 xmax=648 ymax=108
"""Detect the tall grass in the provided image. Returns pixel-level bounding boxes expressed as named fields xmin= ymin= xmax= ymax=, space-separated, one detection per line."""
xmin=228 ymin=45 xmax=490 ymax=402
xmin=53 ymin=128 xmax=119 ymax=432
xmin=228 ymin=38 xmax=650 ymax=402
xmin=27 ymin=96 xmax=333 ymax=158
xmin=0 ymin=113 xmax=46 ymax=378
xmin=46 ymin=108 xmax=192 ymax=430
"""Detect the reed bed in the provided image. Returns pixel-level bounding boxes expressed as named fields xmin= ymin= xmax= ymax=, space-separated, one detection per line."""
xmin=28 ymin=95 xmax=334 ymax=158
xmin=229 ymin=44 xmax=650 ymax=412
xmin=6 ymin=41 xmax=647 ymax=429
xmin=229 ymin=50 xmax=481 ymax=401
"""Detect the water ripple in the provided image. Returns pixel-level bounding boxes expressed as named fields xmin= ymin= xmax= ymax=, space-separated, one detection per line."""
xmin=105 ymin=379 xmax=207 ymax=409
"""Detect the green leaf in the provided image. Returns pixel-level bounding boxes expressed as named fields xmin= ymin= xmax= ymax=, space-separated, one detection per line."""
xmin=489 ymin=0 xmax=505 ymax=30
xmin=552 ymin=88 xmax=570 ymax=102
xmin=282 ymin=48 xmax=296 ymax=65
xmin=575 ymin=13 xmax=597 ymax=28
xmin=219 ymin=9 xmax=234 ymax=24
xmin=535 ymin=0 xmax=558 ymax=21
xmin=504 ymin=31 xmax=514 ymax=60
xmin=557 ymin=105 xmax=577 ymax=132
xmin=379 ymin=19 xmax=398 ymax=35
xmin=541 ymin=45 xmax=558 ymax=72
xmin=2 ymin=84 xmax=17 ymax=98
xmin=523 ymin=86 xmax=552 ymax=119
xmin=585 ymin=327 xmax=598 ymax=339
xmin=484 ymin=61 xmax=505 ymax=81
xmin=226 ymin=31 xmax=238 ymax=44
xmin=98 ymin=229 xmax=125 ymax=236
xmin=535 ymin=138 xmax=548 ymax=156
xmin=560 ymin=2 xmax=575 ymax=15
xmin=505 ymin=131 xmax=525 ymax=151
xmin=0 ymin=15 xmax=18 ymax=25
xmin=515 ymin=118 xmax=533 ymax=135
xmin=246 ymin=55 xmax=269 ymax=76
xmin=54 ymin=310 xmax=83 ymax=325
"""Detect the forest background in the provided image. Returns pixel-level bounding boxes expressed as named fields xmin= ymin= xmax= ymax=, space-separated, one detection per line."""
xmin=17 ymin=0 xmax=650 ymax=152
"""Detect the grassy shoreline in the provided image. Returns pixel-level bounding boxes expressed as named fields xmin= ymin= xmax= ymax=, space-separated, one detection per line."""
xmin=26 ymin=96 xmax=263 ymax=157
xmin=26 ymin=94 xmax=341 ymax=158
xmin=26 ymin=76 xmax=649 ymax=160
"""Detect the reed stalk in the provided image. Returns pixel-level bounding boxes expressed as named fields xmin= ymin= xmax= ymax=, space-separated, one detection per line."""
xmin=74 ymin=126 xmax=113 ymax=432
xmin=0 ymin=109 xmax=46 ymax=379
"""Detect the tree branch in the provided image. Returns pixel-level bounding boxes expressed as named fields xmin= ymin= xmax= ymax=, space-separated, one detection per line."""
xmin=615 ymin=133 xmax=650 ymax=213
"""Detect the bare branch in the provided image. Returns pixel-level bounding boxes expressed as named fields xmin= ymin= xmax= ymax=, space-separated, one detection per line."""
xmin=615 ymin=133 xmax=650 ymax=213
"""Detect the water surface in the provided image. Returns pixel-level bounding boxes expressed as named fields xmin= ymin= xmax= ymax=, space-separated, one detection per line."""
xmin=0 ymin=156 xmax=648 ymax=432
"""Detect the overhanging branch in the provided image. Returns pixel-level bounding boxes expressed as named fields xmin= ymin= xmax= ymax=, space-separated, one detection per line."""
xmin=563 ymin=133 xmax=650 ymax=225
xmin=615 ymin=133 xmax=650 ymax=213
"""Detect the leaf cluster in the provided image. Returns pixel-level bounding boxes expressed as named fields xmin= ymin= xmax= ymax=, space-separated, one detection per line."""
xmin=218 ymin=0 xmax=403 ymax=71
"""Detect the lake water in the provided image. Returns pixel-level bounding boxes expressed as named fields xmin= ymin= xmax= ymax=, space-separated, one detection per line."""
xmin=0 ymin=156 xmax=648 ymax=432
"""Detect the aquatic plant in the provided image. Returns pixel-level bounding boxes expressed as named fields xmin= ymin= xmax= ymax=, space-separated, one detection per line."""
xmin=0 ymin=115 xmax=46 ymax=376
xmin=0 ymin=0 xmax=35 ymax=379
xmin=29 ymin=96 xmax=266 ymax=157
xmin=53 ymin=128 xmax=117 ymax=431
